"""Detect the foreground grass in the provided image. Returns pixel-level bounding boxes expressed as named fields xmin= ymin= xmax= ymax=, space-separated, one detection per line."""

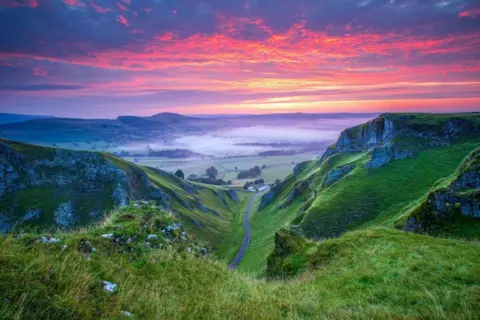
xmin=2 ymin=205 xmax=478 ymax=320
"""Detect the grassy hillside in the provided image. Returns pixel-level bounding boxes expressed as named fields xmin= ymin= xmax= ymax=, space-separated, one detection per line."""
xmin=1 ymin=207 xmax=479 ymax=319
xmin=0 ymin=138 xmax=250 ymax=252
xmin=239 ymin=113 xmax=480 ymax=273
xmin=396 ymin=147 xmax=480 ymax=239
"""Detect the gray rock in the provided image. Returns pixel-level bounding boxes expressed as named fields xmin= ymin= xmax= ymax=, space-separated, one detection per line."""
xmin=323 ymin=164 xmax=355 ymax=187
xmin=22 ymin=208 xmax=41 ymax=221
xmin=259 ymin=189 xmax=276 ymax=210
xmin=54 ymin=202 xmax=77 ymax=229
xmin=190 ymin=218 xmax=203 ymax=228
xmin=405 ymin=217 xmax=422 ymax=232
xmin=226 ymin=189 xmax=239 ymax=202
xmin=40 ymin=236 xmax=60 ymax=244
xmin=102 ymin=280 xmax=117 ymax=293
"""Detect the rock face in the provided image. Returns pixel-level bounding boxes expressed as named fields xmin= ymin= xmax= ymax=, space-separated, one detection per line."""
xmin=284 ymin=180 xmax=310 ymax=207
xmin=365 ymin=145 xmax=416 ymax=169
xmin=0 ymin=139 xmax=170 ymax=231
xmin=266 ymin=226 xmax=308 ymax=279
xmin=405 ymin=147 xmax=480 ymax=235
xmin=323 ymin=164 xmax=355 ymax=187
xmin=259 ymin=189 xmax=276 ymax=210
xmin=323 ymin=113 xmax=480 ymax=168
xmin=226 ymin=189 xmax=239 ymax=202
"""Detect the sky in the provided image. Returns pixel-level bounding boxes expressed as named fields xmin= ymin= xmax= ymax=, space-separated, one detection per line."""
xmin=0 ymin=0 xmax=479 ymax=118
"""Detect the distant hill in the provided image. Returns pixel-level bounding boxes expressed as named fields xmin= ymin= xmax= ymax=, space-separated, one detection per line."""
xmin=0 ymin=113 xmax=53 ymax=124
xmin=0 ymin=118 xmax=139 ymax=145
xmin=0 ymin=112 xmax=377 ymax=147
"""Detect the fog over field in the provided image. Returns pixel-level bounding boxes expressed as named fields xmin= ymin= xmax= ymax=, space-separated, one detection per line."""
xmin=121 ymin=117 xmax=374 ymax=157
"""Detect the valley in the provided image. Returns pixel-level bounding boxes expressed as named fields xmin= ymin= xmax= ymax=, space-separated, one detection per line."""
xmin=0 ymin=112 xmax=479 ymax=319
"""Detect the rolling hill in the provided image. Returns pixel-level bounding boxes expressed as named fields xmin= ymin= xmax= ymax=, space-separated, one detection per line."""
xmin=0 ymin=138 xmax=248 ymax=249
xmin=0 ymin=113 xmax=479 ymax=319
xmin=239 ymin=113 xmax=480 ymax=273
xmin=0 ymin=112 xmax=377 ymax=149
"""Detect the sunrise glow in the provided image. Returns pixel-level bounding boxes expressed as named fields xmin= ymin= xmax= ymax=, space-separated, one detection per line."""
xmin=1 ymin=0 xmax=479 ymax=117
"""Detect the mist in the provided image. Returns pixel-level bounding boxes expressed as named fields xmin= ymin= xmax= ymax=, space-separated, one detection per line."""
xmin=119 ymin=116 xmax=373 ymax=157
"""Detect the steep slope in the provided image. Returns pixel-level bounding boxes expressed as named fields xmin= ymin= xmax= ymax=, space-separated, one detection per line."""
xmin=241 ymin=113 xmax=480 ymax=273
xmin=1 ymin=210 xmax=478 ymax=319
xmin=398 ymin=147 xmax=480 ymax=238
xmin=0 ymin=138 xmax=245 ymax=249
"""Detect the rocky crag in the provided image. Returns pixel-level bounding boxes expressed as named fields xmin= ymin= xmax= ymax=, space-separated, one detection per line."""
xmin=323 ymin=113 xmax=480 ymax=168
xmin=403 ymin=147 xmax=480 ymax=237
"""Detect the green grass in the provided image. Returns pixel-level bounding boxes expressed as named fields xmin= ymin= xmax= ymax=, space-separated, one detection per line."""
xmin=300 ymin=141 xmax=479 ymax=238
xmin=237 ymin=152 xmax=367 ymax=274
xmin=236 ymin=141 xmax=479 ymax=274
xmin=394 ymin=147 xmax=480 ymax=239
xmin=214 ymin=192 xmax=254 ymax=263
xmin=238 ymin=184 xmax=305 ymax=275
xmin=0 ymin=138 xmax=252 ymax=258
xmin=1 ymin=213 xmax=479 ymax=320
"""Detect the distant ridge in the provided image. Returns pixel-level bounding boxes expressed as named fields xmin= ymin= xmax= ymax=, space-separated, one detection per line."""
xmin=0 ymin=113 xmax=54 ymax=124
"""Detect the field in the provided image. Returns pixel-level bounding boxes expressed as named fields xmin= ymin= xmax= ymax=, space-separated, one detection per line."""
xmin=124 ymin=154 xmax=315 ymax=185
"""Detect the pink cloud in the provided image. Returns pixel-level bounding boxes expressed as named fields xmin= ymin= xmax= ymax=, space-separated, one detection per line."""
xmin=0 ymin=0 xmax=39 ymax=8
xmin=62 ymin=0 xmax=85 ymax=7
xmin=116 ymin=14 xmax=129 ymax=27
xmin=89 ymin=2 xmax=111 ymax=13
xmin=32 ymin=66 xmax=48 ymax=77
xmin=459 ymin=8 xmax=480 ymax=17
xmin=116 ymin=2 xmax=127 ymax=11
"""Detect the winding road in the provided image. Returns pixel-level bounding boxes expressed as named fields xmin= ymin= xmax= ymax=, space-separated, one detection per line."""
xmin=229 ymin=192 xmax=258 ymax=269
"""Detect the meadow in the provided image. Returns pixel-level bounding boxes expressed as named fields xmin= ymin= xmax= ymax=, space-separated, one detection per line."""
xmin=125 ymin=154 xmax=315 ymax=185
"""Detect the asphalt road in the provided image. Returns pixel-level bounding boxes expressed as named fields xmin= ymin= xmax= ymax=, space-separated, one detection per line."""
xmin=229 ymin=192 xmax=258 ymax=269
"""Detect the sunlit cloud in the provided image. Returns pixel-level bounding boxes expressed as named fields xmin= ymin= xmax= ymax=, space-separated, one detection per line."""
xmin=0 ymin=0 xmax=479 ymax=117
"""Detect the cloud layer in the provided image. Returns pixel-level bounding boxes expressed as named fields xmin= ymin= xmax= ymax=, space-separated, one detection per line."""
xmin=0 ymin=0 xmax=479 ymax=117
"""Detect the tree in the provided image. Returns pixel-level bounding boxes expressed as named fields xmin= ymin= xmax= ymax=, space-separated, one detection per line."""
xmin=175 ymin=169 xmax=185 ymax=179
xmin=206 ymin=166 xmax=218 ymax=179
